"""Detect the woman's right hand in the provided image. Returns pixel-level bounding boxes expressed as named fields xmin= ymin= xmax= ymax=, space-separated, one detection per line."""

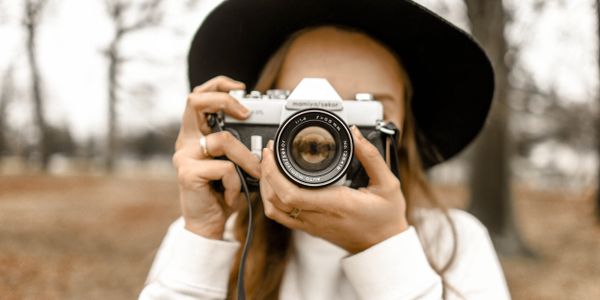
xmin=172 ymin=76 xmax=261 ymax=240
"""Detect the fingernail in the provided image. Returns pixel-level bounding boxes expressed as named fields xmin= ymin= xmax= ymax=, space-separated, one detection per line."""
xmin=239 ymin=106 xmax=250 ymax=117
xmin=267 ymin=140 xmax=274 ymax=150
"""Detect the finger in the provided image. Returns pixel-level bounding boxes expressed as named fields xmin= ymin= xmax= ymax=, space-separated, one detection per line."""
xmin=180 ymin=76 xmax=246 ymax=138
xmin=178 ymin=103 xmax=204 ymax=141
xmin=261 ymin=190 xmax=305 ymax=230
xmin=176 ymin=159 xmax=241 ymax=209
xmin=180 ymin=92 xmax=248 ymax=138
xmin=192 ymin=75 xmax=245 ymax=93
xmin=174 ymin=132 xmax=206 ymax=161
xmin=175 ymin=129 xmax=261 ymax=179
xmin=351 ymin=125 xmax=396 ymax=185
xmin=259 ymin=177 xmax=294 ymax=213
xmin=205 ymin=131 xmax=261 ymax=178
xmin=260 ymin=171 xmax=335 ymax=227
xmin=261 ymin=145 xmax=331 ymax=211
xmin=188 ymin=92 xmax=250 ymax=120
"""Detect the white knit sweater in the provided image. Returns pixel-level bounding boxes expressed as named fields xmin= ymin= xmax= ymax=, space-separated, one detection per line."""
xmin=139 ymin=208 xmax=511 ymax=299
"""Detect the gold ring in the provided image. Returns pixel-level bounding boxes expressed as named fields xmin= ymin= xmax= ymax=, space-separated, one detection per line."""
xmin=199 ymin=136 xmax=210 ymax=157
xmin=289 ymin=207 xmax=302 ymax=219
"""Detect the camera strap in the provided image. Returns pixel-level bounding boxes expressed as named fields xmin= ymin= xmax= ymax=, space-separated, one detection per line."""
xmin=207 ymin=113 xmax=254 ymax=300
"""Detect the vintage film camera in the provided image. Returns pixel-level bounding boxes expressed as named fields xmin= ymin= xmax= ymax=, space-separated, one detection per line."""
xmin=208 ymin=78 xmax=399 ymax=190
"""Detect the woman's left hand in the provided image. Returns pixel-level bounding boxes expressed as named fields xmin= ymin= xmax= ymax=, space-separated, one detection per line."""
xmin=259 ymin=125 xmax=409 ymax=254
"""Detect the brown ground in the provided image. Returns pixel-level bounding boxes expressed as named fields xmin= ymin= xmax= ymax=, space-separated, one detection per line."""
xmin=0 ymin=174 xmax=598 ymax=299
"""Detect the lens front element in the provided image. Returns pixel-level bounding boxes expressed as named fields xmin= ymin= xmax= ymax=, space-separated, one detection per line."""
xmin=274 ymin=108 xmax=353 ymax=188
xmin=291 ymin=126 xmax=336 ymax=172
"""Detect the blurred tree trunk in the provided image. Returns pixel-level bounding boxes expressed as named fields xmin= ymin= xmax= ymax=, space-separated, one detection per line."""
xmin=103 ymin=0 xmax=163 ymax=172
xmin=105 ymin=28 xmax=120 ymax=172
xmin=24 ymin=0 xmax=50 ymax=170
xmin=464 ymin=0 xmax=531 ymax=255
xmin=596 ymin=0 xmax=600 ymax=222
xmin=0 ymin=65 xmax=14 ymax=156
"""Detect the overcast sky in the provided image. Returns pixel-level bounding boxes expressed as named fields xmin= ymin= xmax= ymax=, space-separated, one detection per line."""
xmin=0 ymin=0 xmax=597 ymax=142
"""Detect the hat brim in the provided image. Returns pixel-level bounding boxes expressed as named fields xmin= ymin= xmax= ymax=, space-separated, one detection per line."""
xmin=188 ymin=0 xmax=494 ymax=168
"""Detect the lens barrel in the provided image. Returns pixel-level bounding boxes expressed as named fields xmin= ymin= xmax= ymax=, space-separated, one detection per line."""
xmin=274 ymin=109 xmax=353 ymax=187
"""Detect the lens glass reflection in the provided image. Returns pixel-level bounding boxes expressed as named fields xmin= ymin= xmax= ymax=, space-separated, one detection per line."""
xmin=291 ymin=126 xmax=336 ymax=172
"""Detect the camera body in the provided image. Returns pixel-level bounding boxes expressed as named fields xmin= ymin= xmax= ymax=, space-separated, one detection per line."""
xmin=212 ymin=78 xmax=396 ymax=189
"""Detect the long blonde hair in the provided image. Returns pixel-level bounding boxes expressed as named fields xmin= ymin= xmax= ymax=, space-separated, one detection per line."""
xmin=226 ymin=26 xmax=459 ymax=300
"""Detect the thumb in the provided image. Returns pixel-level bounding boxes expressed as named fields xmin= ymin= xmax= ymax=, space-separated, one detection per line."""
xmin=351 ymin=126 xmax=394 ymax=185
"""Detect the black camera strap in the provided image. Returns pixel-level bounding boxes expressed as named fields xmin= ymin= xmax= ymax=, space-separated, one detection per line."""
xmin=207 ymin=113 xmax=254 ymax=300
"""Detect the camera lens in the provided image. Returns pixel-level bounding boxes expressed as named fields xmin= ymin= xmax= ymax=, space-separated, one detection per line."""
xmin=291 ymin=126 xmax=336 ymax=172
xmin=274 ymin=108 xmax=353 ymax=188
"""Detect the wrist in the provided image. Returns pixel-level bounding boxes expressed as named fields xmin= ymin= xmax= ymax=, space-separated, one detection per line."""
xmin=184 ymin=220 xmax=226 ymax=240
xmin=352 ymin=218 xmax=409 ymax=254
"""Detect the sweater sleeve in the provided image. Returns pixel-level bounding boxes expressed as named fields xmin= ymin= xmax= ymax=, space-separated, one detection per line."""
xmin=341 ymin=227 xmax=443 ymax=299
xmin=341 ymin=209 xmax=511 ymax=300
xmin=139 ymin=217 xmax=240 ymax=300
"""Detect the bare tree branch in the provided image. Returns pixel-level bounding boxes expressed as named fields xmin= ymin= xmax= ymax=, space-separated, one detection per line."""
xmin=102 ymin=0 xmax=165 ymax=172
xmin=24 ymin=0 xmax=49 ymax=26
xmin=22 ymin=0 xmax=51 ymax=169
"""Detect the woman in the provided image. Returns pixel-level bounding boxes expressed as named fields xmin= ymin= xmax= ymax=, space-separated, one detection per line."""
xmin=140 ymin=0 xmax=510 ymax=299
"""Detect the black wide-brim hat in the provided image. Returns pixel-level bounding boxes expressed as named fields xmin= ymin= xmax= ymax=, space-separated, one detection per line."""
xmin=188 ymin=0 xmax=494 ymax=168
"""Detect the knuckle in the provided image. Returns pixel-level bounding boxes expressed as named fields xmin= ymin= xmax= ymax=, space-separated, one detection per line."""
xmin=214 ymin=75 xmax=232 ymax=86
xmin=215 ymin=75 xmax=229 ymax=81
xmin=389 ymin=178 xmax=401 ymax=191
xmin=280 ymin=192 xmax=295 ymax=206
xmin=188 ymin=92 xmax=212 ymax=109
xmin=224 ymin=94 xmax=237 ymax=107
xmin=186 ymin=93 xmax=195 ymax=106
xmin=176 ymin=166 xmax=192 ymax=184
xmin=187 ymin=94 xmax=205 ymax=111
xmin=193 ymin=82 xmax=210 ymax=93
xmin=217 ymin=130 xmax=234 ymax=143
xmin=223 ymin=161 xmax=236 ymax=173
xmin=263 ymin=204 xmax=276 ymax=219
xmin=172 ymin=150 xmax=194 ymax=170
xmin=172 ymin=152 xmax=182 ymax=169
